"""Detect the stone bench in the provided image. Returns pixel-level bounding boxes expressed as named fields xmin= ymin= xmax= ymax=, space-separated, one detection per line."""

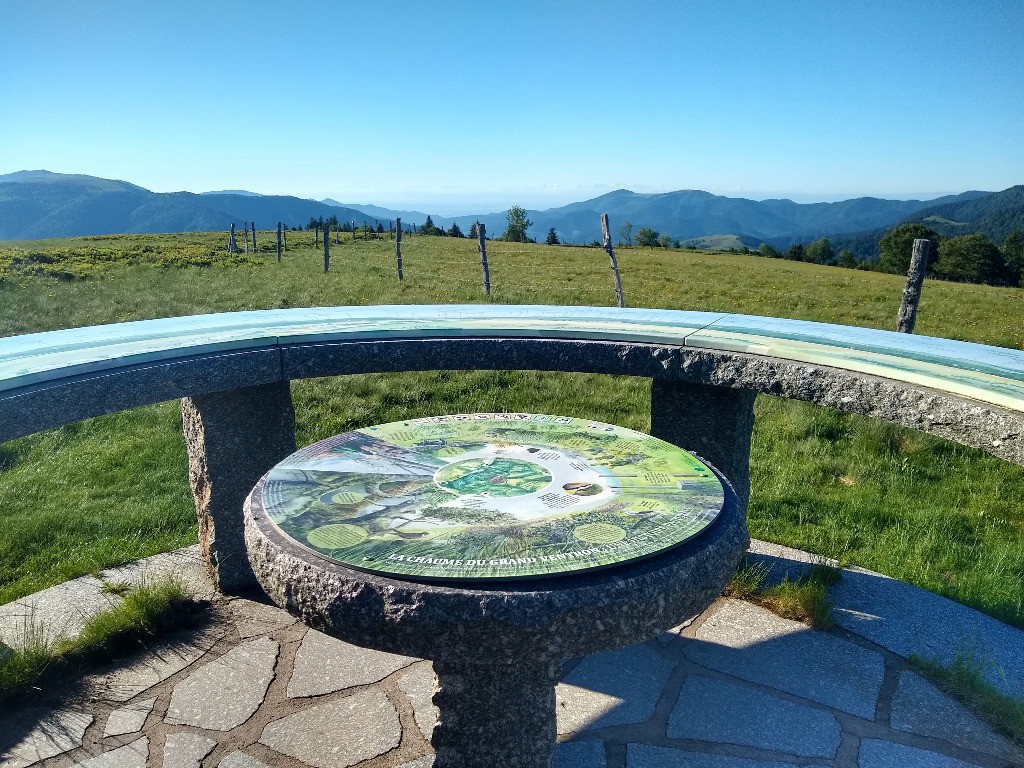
xmin=2 ymin=305 xmax=1022 ymax=592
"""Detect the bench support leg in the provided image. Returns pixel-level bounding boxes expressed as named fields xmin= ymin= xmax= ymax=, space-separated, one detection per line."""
xmin=182 ymin=381 xmax=296 ymax=594
xmin=431 ymin=659 xmax=558 ymax=768
xmin=650 ymin=379 xmax=756 ymax=510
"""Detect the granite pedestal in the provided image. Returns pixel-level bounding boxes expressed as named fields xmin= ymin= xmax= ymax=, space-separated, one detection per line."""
xmin=244 ymin=464 xmax=747 ymax=767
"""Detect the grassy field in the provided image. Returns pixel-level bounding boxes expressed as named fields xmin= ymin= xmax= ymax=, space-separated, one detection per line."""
xmin=1 ymin=231 xmax=1022 ymax=630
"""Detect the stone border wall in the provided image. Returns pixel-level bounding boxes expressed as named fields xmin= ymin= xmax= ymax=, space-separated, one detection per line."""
xmin=2 ymin=337 xmax=1021 ymax=466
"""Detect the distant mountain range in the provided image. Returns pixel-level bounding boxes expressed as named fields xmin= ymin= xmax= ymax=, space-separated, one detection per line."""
xmin=0 ymin=171 xmax=370 ymax=240
xmin=774 ymin=185 xmax=1024 ymax=258
xmin=0 ymin=171 xmax=1017 ymax=253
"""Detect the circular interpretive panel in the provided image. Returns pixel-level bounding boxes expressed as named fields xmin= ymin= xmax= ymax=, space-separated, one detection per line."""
xmin=257 ymin=413 xmax=726 ymax=581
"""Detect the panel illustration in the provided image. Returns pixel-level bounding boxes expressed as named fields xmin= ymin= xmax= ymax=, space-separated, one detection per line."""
xmin=259 ymin=413 xmax=727 ymax=581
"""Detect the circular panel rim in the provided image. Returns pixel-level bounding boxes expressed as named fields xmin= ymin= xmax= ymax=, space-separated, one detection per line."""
xmin=258 ymin=413 xmax=727 ymax=582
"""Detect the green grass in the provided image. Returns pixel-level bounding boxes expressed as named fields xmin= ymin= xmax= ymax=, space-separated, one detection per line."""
xmin=911 ymin=652 xmax=1024 ymax=746
xmin=0 ymin=232 xmax=1022 ymax=632
xmin=725 ymin=560 xmax=843 ymax=629
xmin=0 ymin=579 xmax=205 ymax=706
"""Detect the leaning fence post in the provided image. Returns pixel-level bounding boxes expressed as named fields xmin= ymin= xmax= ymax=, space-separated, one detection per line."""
xmin=251 ymin=221 xmax=257 ymax=252
xmin=228 ymin=223 xmax=237 ymax=253
xmin=324 ymin=222 xmax=331 ymax=272
xmin=276 ymin=222 xmax=282 ymax=263
xmin=601 ymin=213 xmax=625 ymax=308
xmin=395 ymin=217 xmax=404 ymax=281
xmin=477 ymin=221 xmax=491 ymax=296
xmin=896 ymin=238 xmax=932 ymax=333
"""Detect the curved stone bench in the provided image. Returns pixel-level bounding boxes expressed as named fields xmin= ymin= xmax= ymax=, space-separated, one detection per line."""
xmin=2 ymin=305 xmax=1022 ymax=590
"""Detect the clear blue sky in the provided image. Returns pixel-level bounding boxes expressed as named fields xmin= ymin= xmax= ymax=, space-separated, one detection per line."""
xmin=2 ymin=0 xmax=1022 ymax=214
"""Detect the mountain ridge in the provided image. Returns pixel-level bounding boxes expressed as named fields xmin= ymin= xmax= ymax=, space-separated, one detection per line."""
xmin=0 ymin=170 xmax=1008 ymax=244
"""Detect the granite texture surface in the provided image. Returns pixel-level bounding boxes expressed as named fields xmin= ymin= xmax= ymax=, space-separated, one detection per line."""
xmin=244 ymin=473 xmax=748 ymax=664
xmin=182 ymin=381 xmax=296 ymax=594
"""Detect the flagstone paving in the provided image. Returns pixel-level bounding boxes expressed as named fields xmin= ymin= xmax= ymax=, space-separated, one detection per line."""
xmin=1 ymin=543 xmax=1021 ymax=768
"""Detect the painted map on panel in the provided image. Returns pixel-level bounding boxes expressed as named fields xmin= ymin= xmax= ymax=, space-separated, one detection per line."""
xmin=259 ymin=413 xmax=726 ymax=581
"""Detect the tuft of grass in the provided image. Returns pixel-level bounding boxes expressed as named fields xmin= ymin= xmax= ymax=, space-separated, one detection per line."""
xmin=0 ymin=616 xmax=53 ymax=703
xmin=100 ymin=580 xmax=132 ymax=596
xmin=725 ymin=560 xmax=842 ymax=629
xmin=0 ymin=578 xmax=207 ymax=706
xmin=910 ymin=652 xmax=1024 ymax=746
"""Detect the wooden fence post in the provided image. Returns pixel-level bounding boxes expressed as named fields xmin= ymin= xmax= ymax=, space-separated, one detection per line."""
xmin=351 ymin=220 xmax=356 ymax=241
xmin=228 ymin=223 xmax=237 ymax=253
xmin=283 ymin=226 xmax=288 ymax=251
xmin=324 ymin=222 xmax=330 ymax=272
xmin=395 ymin=217 xmax=404 ymax=281
xmin=315 ymin=223 xmax=320 ymax=249
xmin=251 ymin=222 xmax=257 ymax=252
xmin=601 ymin=213 xmax=625 ymax=308
xmin=276 ymin=222 xmax=282 ymax=263
xmin=243 ymin=222 xmax=250 ymax=253
xmin=897 ymin=238 xmax=932 ymax=333
xmin=478 ymin=222 xmax=491 ymax=296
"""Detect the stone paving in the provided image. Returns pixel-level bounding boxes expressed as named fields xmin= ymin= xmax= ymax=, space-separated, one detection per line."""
xmin=1 ymin=543 xmax=1021 ymax=768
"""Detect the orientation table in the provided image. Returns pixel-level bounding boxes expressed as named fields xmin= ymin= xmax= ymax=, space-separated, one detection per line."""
xmin=245 ymin=413 xmax=748 ymax=767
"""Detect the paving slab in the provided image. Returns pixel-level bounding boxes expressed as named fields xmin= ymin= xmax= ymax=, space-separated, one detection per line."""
xmin=668 ymin=674 xmax=841 ymax=758
xmin=555 ymin=740 xmax=606 ymax=767
xmin=70 ymin=737 xmax=149 ymax=768
xmin=162 ymin=732 xmax=217 ymax=768
xmin=0 ymin=709 xmax=93 ymax=768
xmin=832 ymin=565 xmax=1024 ymax=699
xmin=398 ymin=661 xmax=439 ymax=740
xmin=556 ymin=643 xmax=676 ymax=734
xmin=87 ymin=625 xmax=224 ymax=702
xmin=685 ymin=599 xmax=885 ymax=718
xmin=258 ymin=687 xmax=401 ymax=768
xmin=857 ymin=739 xmax=985 ymax=768
xmin=217 ymin=752 xmax=274 ymax=768
xmin=226 ymin=596 xmax=296 ymax=639
xmin=889 ymin=671 xmax=1022 ymax=762
xmin=627 ymin=743 xmax=799 ymax=767
xmin=287 ymin=629 xmax=416 ymax=698
xmin=102 ymin=697 xmax=155 ymax=737
xmin=165 ymin=636 xmax=278 ymax=730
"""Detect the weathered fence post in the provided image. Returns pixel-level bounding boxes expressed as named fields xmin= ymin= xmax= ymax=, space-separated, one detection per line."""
xmin=477 ymin=221 xmax=491 ymax=296
xmin=395 ymin=217 xmax=404 ymax=281
xmin=228 ymin=223 xmax=237 ymax=253
xmin=601 ymin=213 xmax=625 ymax=308
xmin=324 ymin=222 xmax=331 ymax=272
xmin=315 ymin=222 xmax=320 ymax=249
xmin=896 ymin=238 xmax=933 ymax=333
xmin=352 ymin=220 xmax=356 ymax=241
xmin=251 ymin=221 xmax=257 ymax=252
xmin=283 ymin=226 xmax=288 ymax=251
xmin=276 ymin=222 xmax=282 ymax=263
xmin=243 ymin=221 xmax=250 ymax=253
